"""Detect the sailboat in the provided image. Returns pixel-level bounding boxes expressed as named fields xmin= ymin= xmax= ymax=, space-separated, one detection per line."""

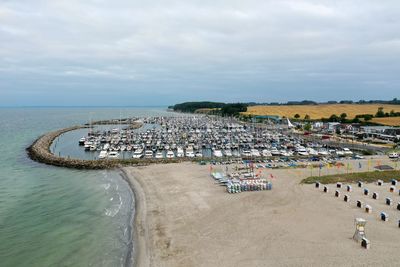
xmin=287 ymin=118 xmax=295 ymax=128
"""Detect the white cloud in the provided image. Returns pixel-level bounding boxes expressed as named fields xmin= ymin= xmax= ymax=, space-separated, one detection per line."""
xmin=0 ymin=0 xmax=400 ymax=105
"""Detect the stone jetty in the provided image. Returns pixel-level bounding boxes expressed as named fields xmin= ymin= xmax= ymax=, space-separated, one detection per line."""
xmin=26 ymin=121 xmax=186 ymax=169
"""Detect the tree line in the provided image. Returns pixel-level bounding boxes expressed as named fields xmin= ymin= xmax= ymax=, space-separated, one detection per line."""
xmin=252 ymin=98 xmax=400 ymax=106
xmin=171 ymin=101 xmax=248 ymax=116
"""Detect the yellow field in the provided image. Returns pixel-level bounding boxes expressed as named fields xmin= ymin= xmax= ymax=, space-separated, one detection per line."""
xmin=243 ymin=104 xmax=400 ymax=120
xmin=371 ymin=117 xmax=400 ymax=126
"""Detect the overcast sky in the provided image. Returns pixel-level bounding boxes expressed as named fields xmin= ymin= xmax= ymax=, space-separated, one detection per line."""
xmin=1 ymin=0 xmax=399 ymax=106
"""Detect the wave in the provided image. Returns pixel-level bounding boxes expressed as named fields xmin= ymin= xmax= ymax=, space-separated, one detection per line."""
xmin=105 ymin=192 xmax=122 ymax=217
xmin=102 ymin=183 xmax=111 ymax=190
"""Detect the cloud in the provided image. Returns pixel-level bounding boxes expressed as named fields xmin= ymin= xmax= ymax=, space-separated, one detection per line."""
xmin=0 ymin=0 xmax=400 ymax=105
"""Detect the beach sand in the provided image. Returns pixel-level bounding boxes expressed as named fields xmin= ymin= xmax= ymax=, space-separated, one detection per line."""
xmin=124 ymin=157 xmax=400 ymax=267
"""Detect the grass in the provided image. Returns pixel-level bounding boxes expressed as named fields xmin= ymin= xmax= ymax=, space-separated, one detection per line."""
xmin=243 ymin=104 xmax=400 ymax=120
xmin=301 ymin=170 xmax=400 ymax=184
xmin=371 ymin=117 xmax=400 ymax=126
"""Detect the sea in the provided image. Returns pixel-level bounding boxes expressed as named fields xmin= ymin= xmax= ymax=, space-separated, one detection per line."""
xmin=0 ymin=107 xmax=173 ymax=267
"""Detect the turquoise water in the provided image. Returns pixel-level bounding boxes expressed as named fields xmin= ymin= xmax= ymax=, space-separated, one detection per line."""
xmin=0 ymin=107 xmax=171 ymax=267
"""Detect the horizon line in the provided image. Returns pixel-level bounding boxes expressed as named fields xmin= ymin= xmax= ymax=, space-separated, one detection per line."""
xmin=0 ymin=105 xmax=170 ymax=108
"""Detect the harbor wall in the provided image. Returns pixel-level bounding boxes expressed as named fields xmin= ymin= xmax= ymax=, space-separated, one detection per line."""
xmin=26 ymin=123 xmax=191 ymax=169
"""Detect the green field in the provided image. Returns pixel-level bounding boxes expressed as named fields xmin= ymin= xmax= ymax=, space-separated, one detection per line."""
xmin=301 ymin=170 xmax=400 ymax=184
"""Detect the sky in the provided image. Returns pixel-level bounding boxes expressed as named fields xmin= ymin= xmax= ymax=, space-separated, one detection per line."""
xmin=0 ymin=0 xmax=400 ymax=106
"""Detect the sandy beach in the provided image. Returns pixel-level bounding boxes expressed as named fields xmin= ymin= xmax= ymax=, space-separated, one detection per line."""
xmin=124 ymin=157 xmax=400 ymax=267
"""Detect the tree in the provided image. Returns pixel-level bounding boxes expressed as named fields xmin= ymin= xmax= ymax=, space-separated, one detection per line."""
xmin=294 ymin=114 xmax=300 ymax=119
xmin=219 ymin=103 xmax=248 ymax=116
xmin=340 ymin=113 xmax=347 ymax=122
xmin=376 ymin=107 xmax=385 ymax=117
xmin=364 ymin=114 xmax=373 ymax=121
xmin=329 ymin=114 xmax=339 ymax=122
xmin=335 ymin=127 xmax=341 ymax=135
xmin=304 ymin=122 xmax=312 ymax=131
xmin=304 ymin=114 xmax=310 ymax=120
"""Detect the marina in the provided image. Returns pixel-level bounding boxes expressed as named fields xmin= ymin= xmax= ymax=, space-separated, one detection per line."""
xmin=74 ymin=115 xmax=363 ymax=162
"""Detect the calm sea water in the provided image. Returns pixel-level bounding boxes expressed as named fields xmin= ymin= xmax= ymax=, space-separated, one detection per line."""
xmin=0 ymin=107 xmax=172 ymax=267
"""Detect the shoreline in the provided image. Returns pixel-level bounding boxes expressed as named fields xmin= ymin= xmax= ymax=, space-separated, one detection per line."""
xmin=120 ymin=168 xmax=150 ymax=267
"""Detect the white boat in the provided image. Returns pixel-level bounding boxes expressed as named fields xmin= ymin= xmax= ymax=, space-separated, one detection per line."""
xmin=232 ymin=150 xmax=240 ymax=157
xmin=98 ymin=150 xmax=108 ymax=159
xmin=144 ymin=150 xmax=153 ymax=158
xmin=389 ymin=152 xmax=399 ymax=159
xmin=223 ymin=149 xmax=232 ymax=157
xmin=79 ymin=137 xmax=86 ymax=145
xmin=296 ymin=146 xmax=309 ymax=156
xmin=84 ymin=141 xmax=92 ymax=151
xmin=343 ymin=148 xmax=353 ymax=156
xmin=132 ymin=148 xmax=143 ymax=159
xmin=281 ymin=150 xmax=293 ymax=157
xmin=213 ymin=150 xmax=223 ymax=158
xmin=262 ymin=150 xmax=272 ymax=157
xmin=155 ymin=151 xmax=164 ymax=159
xmin=241 ymin=150 xmax=251 ymax=157
xmin=318 ymin=149 xmax=329 ymax=156
xmin=298 ymin=151 xmax=309 ymax=156
xmin=166 ymin=150 xmax=175 ymax=158
xmin=250 ymin=149 xmax=261 ymax=157
xmin=307 ymin=148 xmax=319 ymax=156
xmin=336 ymin=150 xmax=345 ymax=157
xmin=108 ymin=151 xmax=119 ymax=159
xmin=177 ymin=147 xmax=185 ymax=157
xmin=185 ymin=147 xmax=195 ymax=158
xmin=270 ymin=148 xmax=281 ymax=156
